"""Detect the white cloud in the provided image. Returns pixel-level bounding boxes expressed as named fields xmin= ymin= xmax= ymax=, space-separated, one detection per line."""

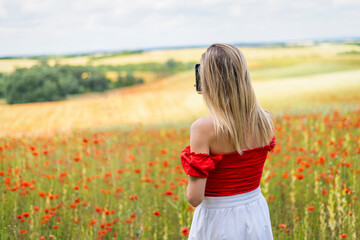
xmin=228 ymin=4 xmax=243 ymax=17
xmin=0 ymin=0 xmax=359 ymax=56
xmin=332 ymin=0 xmax=360 ymax=8
xmin=21 ymin=0 xmax=56 ymax=13
xmin=0 ymin=1 xmax=7 ymax=18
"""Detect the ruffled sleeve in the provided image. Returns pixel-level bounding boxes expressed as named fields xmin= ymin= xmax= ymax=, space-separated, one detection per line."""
xmin=266 ymin=136 xmax=276 ymax=151
xmin=180 ymin=146 xmax=223 ymax=178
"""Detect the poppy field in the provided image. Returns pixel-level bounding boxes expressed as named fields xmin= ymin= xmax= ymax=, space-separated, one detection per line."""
xmin=0 ymin=106 xmax=359 ymax=239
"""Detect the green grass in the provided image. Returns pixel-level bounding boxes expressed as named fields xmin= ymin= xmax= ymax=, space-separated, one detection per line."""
xmin=251 ymin=56 xmax=360 ymax=80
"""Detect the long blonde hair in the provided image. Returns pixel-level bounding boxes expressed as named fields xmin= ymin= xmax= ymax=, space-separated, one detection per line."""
xmin=200 ymin=43 xmax=274 ymax=155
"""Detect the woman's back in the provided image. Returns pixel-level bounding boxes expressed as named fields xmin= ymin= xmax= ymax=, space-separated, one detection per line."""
xmin=196 ymin=115 xmax=272 ymax=155
xmin=181 ymin=115 xmax=276 ymax=197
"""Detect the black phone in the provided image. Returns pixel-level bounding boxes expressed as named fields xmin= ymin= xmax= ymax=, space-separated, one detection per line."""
xmin=195 ymin=63 xmax=201 ymax=92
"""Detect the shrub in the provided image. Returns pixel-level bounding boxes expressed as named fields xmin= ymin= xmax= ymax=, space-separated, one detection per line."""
xmin=0 ymin=73 xmax=5 ymax=98
xmin=112 ymin=72 xmax=144 ymax=88
xmin=2 ymin=62 xmax=147 ymax=104
xmin=56 ymin=65 xmax=110 ymax=93
xmin=4 ymin=66 xmax=66 ymax=104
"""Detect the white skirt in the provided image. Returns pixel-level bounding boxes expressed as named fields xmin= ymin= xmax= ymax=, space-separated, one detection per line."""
xmin=188 ymin=186 xmax=273 ymax=240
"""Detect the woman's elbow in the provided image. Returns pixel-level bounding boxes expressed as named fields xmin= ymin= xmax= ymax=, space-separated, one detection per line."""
xmin=186 ymin=176 xmax=206 ymax=207
xmin=187 ymin=195 xmax=204 ymax=207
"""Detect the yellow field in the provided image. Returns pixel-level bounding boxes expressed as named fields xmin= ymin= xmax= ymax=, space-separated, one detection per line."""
xmin=1 ymin=43 xmax=359 ymax=73
xmin=88 ymin=43 xmax=360 ymax=66
xmin=0 ymin=59 xmax=38 ymax=73
xmin=1 ymin=43 xmax=360 ymax=137
xmin=1 ymin=67 xmax=360 ymax=137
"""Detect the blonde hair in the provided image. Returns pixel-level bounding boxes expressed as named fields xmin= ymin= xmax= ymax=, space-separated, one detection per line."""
xmin=200 ymin=43 xmax=274 ymax=155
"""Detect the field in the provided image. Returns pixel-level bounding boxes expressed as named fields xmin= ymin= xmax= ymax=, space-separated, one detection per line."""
xmin=1 ymin=43 xmax=360 ymax=137
xmin=0 ymin=108 xmax=359 ymax=239
xmin=0 ymin=43 xmax=360 ymax=239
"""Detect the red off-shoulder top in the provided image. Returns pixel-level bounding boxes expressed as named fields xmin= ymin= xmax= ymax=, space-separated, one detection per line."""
xmin=180 ymin=136 xmax=276 ymax=196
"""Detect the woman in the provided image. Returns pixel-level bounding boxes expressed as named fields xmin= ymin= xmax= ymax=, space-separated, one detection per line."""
xmin=180 ymin=43 xmax=276 ymax=240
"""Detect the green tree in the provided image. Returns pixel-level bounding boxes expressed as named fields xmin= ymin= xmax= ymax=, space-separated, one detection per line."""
xmin=0 ymin=73 xmax=5 ymax=98
xmin=81 ymin=71 xmax=110 ymax=92
xmin=112 ymin=72 xmax=144 ymax=88
xmin=4 ymin=66 xmax=66 ymax=104
xmin=56 ymin=65 xmax=110 ymax=93
xmin=165 ymin=58 xmax=177 ymax=69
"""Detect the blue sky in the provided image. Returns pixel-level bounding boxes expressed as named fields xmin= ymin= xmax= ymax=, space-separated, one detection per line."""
xmin=0 ymin=0 xmax=359 ymax=56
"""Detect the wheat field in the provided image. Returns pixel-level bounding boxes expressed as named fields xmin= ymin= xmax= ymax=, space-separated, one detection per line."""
xmin=1 ymin=68 xmax=360 ymax=137
xmin=1 ymin=43 xmax=360 ymax=138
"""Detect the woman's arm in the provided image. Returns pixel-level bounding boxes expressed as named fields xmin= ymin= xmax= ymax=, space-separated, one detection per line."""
xmin=186 ymin=119 xmax=210 ymax=207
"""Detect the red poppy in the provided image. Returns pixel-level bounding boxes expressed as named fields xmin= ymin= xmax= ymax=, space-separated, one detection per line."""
xmin=296 ymin=174 xmax=304 ymax=180
xmin=297 ymin=167 xmax=304 ymax=172
xmin=22 ymin=212 xmax=30 ymax=218
xmin=278 ymin=224 xmax=286 ymax=229
xmin=307 ymin=206 xmax=315 ymax=211
xmin=181 ymin=227 xmax=189 ymax=236
xmin=89 ymin=219 xmax=96 ymax=226
xmin=282 ymin=172 xmax=289 ymax=178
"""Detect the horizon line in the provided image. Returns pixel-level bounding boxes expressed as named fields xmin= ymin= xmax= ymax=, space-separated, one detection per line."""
xmin=1 ymin=36 xmax=359 ymax=59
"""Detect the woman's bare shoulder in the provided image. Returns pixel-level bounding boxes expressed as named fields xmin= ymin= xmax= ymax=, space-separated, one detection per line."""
xmin=191 ymin=116 xmax=214 ymax=132
xmin=191 ymin=116 xmax=215 ymax=140
xmin=189 ymin=116 xmax=215 ymax=154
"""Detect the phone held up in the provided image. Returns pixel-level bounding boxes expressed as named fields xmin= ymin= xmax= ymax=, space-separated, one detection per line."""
xmin=195 ymin=63 xmax=201 ymax=92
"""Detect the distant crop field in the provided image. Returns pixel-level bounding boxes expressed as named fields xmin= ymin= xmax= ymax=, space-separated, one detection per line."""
xmin=0 ymin=43 xmax=360 ymax=137
xmin=0 ymin=69 xmax=360 ymax=137
xmin=1 ymin=43 xmax=359 ymax=73
xmin=0 ymin=59 xmax=38 ymax=73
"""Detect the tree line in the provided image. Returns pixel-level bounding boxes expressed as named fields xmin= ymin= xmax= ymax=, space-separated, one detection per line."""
xmin=96 ymin=59 xmax=196 ymax=76
xmin=0 ymin=62 xmax=143 ymax=104
xmin=0 ymin=58 xmax=194 ymax=105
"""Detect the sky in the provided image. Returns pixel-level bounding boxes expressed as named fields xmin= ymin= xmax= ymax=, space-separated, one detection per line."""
xmin=0 ymin=0 xmax=359 ymax=57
